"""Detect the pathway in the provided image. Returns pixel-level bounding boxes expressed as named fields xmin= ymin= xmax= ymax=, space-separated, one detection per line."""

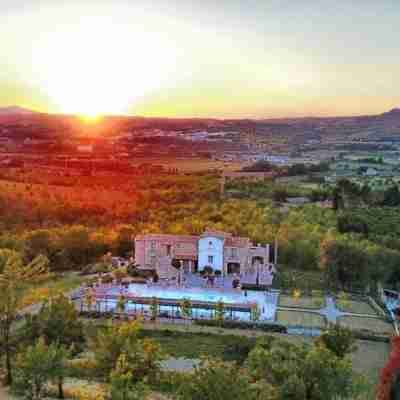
xmin=277 ymin=295 xmax=384 ymax=324
xmin=161 ymin=358 xmax=200 ymax=372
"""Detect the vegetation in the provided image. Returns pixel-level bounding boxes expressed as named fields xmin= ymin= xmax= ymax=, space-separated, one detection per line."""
xmin=0 ymin=168 xmax=397 ymax=398
xmin=317 ymin=324 xmax=357 ymax=358
xmin=12 ymin=338 xmax=70 ymax=400
xmin=0 ymin=250 xmax=49 ymax=384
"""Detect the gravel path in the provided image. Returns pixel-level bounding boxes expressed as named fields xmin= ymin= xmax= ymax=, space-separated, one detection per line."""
xmin=161 ymin=358 xmax=200 ymax=372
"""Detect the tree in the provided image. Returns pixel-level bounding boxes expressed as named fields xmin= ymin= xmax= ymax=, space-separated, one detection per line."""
xmin=317 ymin=323 xmax=357 ymax=358
xmin=116 ymin=294 xmax=128 ymax=315
xmin=177 ymin=359 xmax=259 ymax=400
xmin=90 ymin=320 xmax=163 ymax=380
xmin=26 ymin=293 xmax=84 ymax=350
xmin=378 ymin=336 xmax=400 ymax=400
xmin=0 ymin=250 xmax=49 ymax=385
xmin=83 ymin=288 xmax=96 ymax=312
xmin=149 ymin=297 xmax=158 ymax=321
xmin=382 ymin=186 xmax=400 ymax=207
xmin=114 ymin=268 xmax=128 ymax=284
xmin=246 ymin=339 xmax=362 ymax=400
xmin=337 ymin=213 xmax=369 ymax=237
xmin=109 ymin=354 xmax=148 ymax=400
xmin=272 ymin=188 xmax=288 ymax=203
xmin=12 ymin=338 xmax=69 ymax=400
xmin=215 ymin=300 xmax=225 ymax=325
xmin=319 ymin=235 xmax=371 ymax=291
xmin=114 ymin=225 xmax=136 ymax=257
xmin=250 ymin=304 xmax=261 ymax=322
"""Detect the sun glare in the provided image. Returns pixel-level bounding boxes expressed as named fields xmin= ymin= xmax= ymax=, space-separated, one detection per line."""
xmin=32 ymin=16 xmax=180 ymax=117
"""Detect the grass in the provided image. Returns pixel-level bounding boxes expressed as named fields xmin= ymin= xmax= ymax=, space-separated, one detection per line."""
xmin=273 ymin=268 xmax=326 ymax=291
xmin=278 ymin=294 xmax=325 ymax=309
xmin=336 ymin=299 xmax=378 ymax=315
xmin=350 ymin=340 xmax=390 ymax=392
xmin=20 ymin=272 xmax=84 ymax=309
xmin=275 ymin=310 xmax=326 ymax=328
xmin=140 ymin=328 xmax=255 ymax=362
xmin=337 ymin=316 xmax=394 ymax=335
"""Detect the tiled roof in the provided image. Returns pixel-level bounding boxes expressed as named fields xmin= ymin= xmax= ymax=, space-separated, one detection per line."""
xmin=135 ymin=234 xmax=199 ymax=242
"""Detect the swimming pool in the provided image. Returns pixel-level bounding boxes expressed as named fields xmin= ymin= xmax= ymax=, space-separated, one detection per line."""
xmin=108 ymin=284 xmax=254 ymax=305
xmin=94 ymin=283 xmax=278 ymax=321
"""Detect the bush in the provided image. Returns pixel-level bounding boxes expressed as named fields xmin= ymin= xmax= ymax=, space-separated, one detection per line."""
xmin=241 ymin=283 xmax=270 ymax=291
xmin=350 ymin=329 xmax=391 ymax=343
xmin=153 ymin=370 xmax=192 ymax=394
xmin=101 ymin=274 xmax=113 ymax=284
xmin=66 ymin=357 xmax=99 ymax=379
xmin=194 ymin=319 xmax=287 ymax=333
xmin=79 ymin=311 xmax=114 ymax=319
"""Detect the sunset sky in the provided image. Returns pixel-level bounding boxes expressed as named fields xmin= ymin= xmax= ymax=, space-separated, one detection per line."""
xmin=1 ymin=0 xmax=399 ymax=118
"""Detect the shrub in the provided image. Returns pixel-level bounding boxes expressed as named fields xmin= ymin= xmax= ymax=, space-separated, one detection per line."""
xmin=194 ymin=319 xmax=287 ymax=333
xmin=101 ymin=274 xmax=113 ymax=284
xmin=66 ymin=358 xmax=99 ymax=379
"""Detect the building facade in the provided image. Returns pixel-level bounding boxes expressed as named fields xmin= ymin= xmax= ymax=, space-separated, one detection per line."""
xmin=134 ymin=230 xmax=271 ymax=279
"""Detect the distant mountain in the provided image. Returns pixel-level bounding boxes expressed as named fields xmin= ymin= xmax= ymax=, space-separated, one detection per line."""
xmin=0 ymin=106 xmax=36 ymax=115
xmin=383 ymin=108 xmax=400 ymax=116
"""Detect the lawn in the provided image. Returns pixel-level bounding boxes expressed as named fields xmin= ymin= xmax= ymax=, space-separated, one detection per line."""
xmin=20 ymin=272 xmax=84 ymax=309
xmin=337 ymin=316 xmax=394 ymax=335
xmin=140 ymin=328 xmax=256 ymax=363
xmin=350 ymin=340 xmax=390 ymax=392
xmin=336 ymin=299 xmax=378 ymax=315
xmin=275 ymin=310 xmax=326 ymax=328
xmin=278 ymin=294 xmax=325 ymax=309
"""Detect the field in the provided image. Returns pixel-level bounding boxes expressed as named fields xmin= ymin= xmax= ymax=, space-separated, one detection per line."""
xmin=275 ymin=310 xmax=326 ymax=328
xmin=130 ymin=157 xmax=244 ymax=172
xmin=336 ymin=299 xmax=378 ymax=315
xmin=337 ymin=316 xmax=394 ymax=335
xmin=278 ymin=294 xmax=325 ymax=309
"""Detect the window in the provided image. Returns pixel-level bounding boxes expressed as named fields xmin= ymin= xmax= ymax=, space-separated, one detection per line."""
xmin=150 ymin=241 xmax=156 ymax=250
xmin=166 ymin=245 xmax=172 ymax=256
xmin=231 ymin=248 xmax=238 ymax=258
xmin=208 ymin=255 xmax=214 ymax=265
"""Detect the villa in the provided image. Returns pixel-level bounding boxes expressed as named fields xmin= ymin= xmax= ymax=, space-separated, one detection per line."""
xmin=134 ymin=229 xmax=273 ymax=280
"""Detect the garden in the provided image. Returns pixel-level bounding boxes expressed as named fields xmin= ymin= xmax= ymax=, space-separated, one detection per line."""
xmin=278 ymin=293 xmax=325 ymax=309
xmin=275 ymin=309 xmax=327 ymax=329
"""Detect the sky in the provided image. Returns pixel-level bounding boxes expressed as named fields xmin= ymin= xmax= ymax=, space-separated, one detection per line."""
xmin=0 ymin=0 xmax=399 ymax=118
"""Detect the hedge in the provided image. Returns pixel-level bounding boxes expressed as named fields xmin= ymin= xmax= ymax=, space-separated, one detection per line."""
xmin=194 ymin=319 xmax=287 ymax=333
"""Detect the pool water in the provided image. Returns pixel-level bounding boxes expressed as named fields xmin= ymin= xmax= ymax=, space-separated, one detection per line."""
xmin=108 ymin=284 xmax=252 ymax=305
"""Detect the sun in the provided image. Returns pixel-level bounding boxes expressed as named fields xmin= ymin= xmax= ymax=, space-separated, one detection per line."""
xmin=32 ymin=16 xmax=179 ymax=117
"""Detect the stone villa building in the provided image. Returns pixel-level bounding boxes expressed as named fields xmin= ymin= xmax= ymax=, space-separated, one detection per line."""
xmin=134 ymin=230 xmax=272 ymax=279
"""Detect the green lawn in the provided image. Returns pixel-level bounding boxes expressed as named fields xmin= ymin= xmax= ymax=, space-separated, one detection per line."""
xmin=140 ymin=328 xmax=255 ymax=363
xmin=20 ymin=272 xmax=84 ymax=308
xmin=278 ymin=294 xmax=325 ymax=309
xmin=336 ymin=299 xmax=378 ymax=315
xmin=276 ymin=310 xmax=327 ymax=328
